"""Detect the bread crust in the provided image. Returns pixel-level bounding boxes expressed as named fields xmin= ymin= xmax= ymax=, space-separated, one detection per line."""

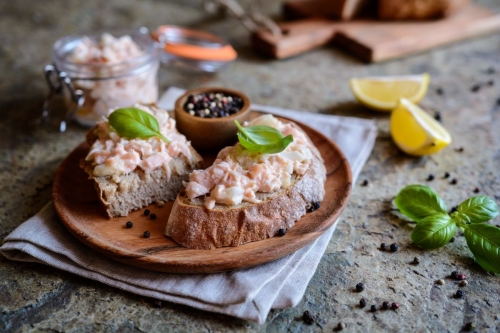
xmin=378 ymin=0 xmax=469 ymax=20
xmin=165 ymin=123 xmax=326 ymax=250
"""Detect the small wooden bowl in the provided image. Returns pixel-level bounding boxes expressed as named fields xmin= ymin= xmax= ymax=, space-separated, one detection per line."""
xmin=174 ymin=87 xmax=251 ymax=152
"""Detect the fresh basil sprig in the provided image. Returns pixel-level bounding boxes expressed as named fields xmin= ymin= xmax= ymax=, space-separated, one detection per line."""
xmin=234 ymin=120 xmax=293 ymax=154
xmin=395 ymin=185 xmax=500 ymax=273
xmin=108 ymin=107 xmax=169 ymax=143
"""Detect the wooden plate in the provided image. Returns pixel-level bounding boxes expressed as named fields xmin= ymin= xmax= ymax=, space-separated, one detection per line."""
xmin=53 ymin=115 xmax=352 ymax=274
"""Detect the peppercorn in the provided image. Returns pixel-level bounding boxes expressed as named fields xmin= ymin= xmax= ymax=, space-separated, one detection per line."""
xmin=370 ymin=305 xmax=377 ymax=312
xmin=497 ymin=97 xmax=500 ymax=106
xmin=150 ymin=213 xmax=157 ymax=220
xmin=380 ymin=243 xmax=388 ymax=251
xmin=356 ymin=282 xmax=365 ymax=292
xmin=125 ymin=221 xmax=133 ymax=228
xmin=458 ymin=274 xmax=466 ymax=280
xmin=390 ymin=243 xmax=398 ymax=252
xmin=144 ymin=209 xmax=150 ymax=216
xmin=427 ymin=174 xmax=435 ymax=181
xmin=436 ymin=88 xmax=444 ymax=95
xmin=450 ymin=236 xmax=456 ymax=243
xmin=450 ymin=178 xmax=458 ymax=185
xmin=471 ymin=84 xmax=481 ymax=92
xmin=361 ymin=180 xmax=369 ymax=186
xmin=487 ymin=67 xmax=495 ymax=74
xmin=460 ymin=280 xmax=468 ymax=287
xmin=464 ymin=322 xmax=476 ymax=331
xmin=391 ymin=302 xmax=399 ymax=310
xmin=473 ymin=187 xmax=480 ymax=194
xmin=455 ymin=289 xmax=464 ymax=298
xmin=184 ymin=92 xmax=244 ymax=118
xmin=450 ymin=206 xmax=458 ymax=214
xmin=444 ymin=172 xmax=450 ymax=179
xmin=488 ymin=80 xmax=494 ymax=86
xmin=277 ymin=228 xmax=286 ymax=236
xmin=337 ymin=322 xmax=346 ymax=330
xmin=455 ymin=147 xmax=464 ymax=152
xmin=451 ymin=271 xmax=459 ymax=280
xmin=413 ymin=257 xmax=420 ymax=265
xmin=434 ymin=112 xmax=441 ymax=122
xmin=143 ymin=231 xmax=150 ymax=238
xmin=359 ymin=298 xmax=367 ymax=308
xmin=303 ymin=310 xmax=314 ymax=325
xmin=382 ymin=301 xmax=390 ymax=310
xmin=437 ymin=279 xmax=445 ymax=285
xmin=312 ymin=202 xmax=321 ymax=210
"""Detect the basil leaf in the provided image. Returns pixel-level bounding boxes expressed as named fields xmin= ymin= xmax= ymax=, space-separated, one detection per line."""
xmin=108 ymin=107 xmax=169 ymax=143
xmin=463 ymin=223 xmax=500 ymax=274
xmin=411 ymin=214 xmax=456 ymax=249
xmin=457 ymin=196 xmax=499 ymax=224
xmin=234 ymin=120 xmax=293 ymax=154
xmin=394 ymin=185 xmax=447 ymax=222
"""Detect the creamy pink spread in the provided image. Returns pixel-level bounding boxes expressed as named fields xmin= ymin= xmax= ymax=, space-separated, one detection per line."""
xmin=85 ymin=105 xmax=192 ymax=177
xmin=184 ymin=114 xmax=313 ymax=209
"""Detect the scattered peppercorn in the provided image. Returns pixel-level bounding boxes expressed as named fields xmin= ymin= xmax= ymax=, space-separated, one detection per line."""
xmin=444 ymin=172 xmax=450 ymax=179
xmin=391 ymin=302 xmax=400 ymax=310
xmin=370 ymin=305 xmax=377 ymax=312
xmin=359 ymin=298 xmax=367 ymax=308
xmin=184 ymin=92 xmax=244 ymax=118
xmin=450 ymin=178 xmax=458 ymax=185
xmin=455 ymin=147 xmax=464 ymax=153
xmin=277 ymin=228 xmax=286 ymax=236
xmin=497 ymin=97 xmax=500 ymax=107
xmin=473 ymin=187 xmax=480 ymax=193
xmin=427 ymin=174 xmax=435 ymax=181
xmin=361 ymin=180 xmax=369 ymax=186
xmin=337 ymin=322 xmax=346 ymax=330
xmin=382 ymin=301 xmax=390 ymax=310
xmin=303 ymin=310 xmax=314 ymax=325
xmin=436 ymin=87 xmax=444 ymax=95
xmin=455 ymin=289 xmax=464 ymax=298
xmin=488 ymin=80 xmax=495 ymax=86
xmin=413 ymin=257 xmax=420 ymax=265
xmin=125 ymin=221 xmax=133 ymax=228
xmin=450 ymin=236 xmax=456 ymax=243
xmin=458 ymin=274 xmax=466 ymax=280
xmin=143 ymin=231 xmax=150 ymax=238
xmin=487 ymin=67 xmax=495 ymax=74
xmin=390 ymin=243 xmax=399 ymax=252
xmin=460 ymin=280 xmax=468 ymax=287
xmin=380 ymin=243 xmax=388 ymax=251
xmin=437 ymin=279 xmax=445 ymax=285
xmin=464 ymin=322 xmax=476 ymax=331
xmin=434 ymin=112 xmax=441 ymax=122
xmin=150 ymin=213 xmax=157 ymax=220
xmin=450 ymin=206 xmax=458 ymax=214
xmin=144 ymin=209 xmax=150 ymax=216
xmin=451 ymin=271 xmax=459 ymax=279
xmin=356 ymin=282 xmax=365 ymax=292
xmin=471 ymin=84 xmax=481 ymax=92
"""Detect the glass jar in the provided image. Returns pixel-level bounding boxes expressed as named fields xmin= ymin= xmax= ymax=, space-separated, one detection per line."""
xmin=50 ymin=28 xmax=159 ymax=126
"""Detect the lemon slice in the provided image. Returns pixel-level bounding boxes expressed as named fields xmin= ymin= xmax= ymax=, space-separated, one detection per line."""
xmin=390 ymin=98 xmax=451 ymax=156
xmin=350 ymin=73 xmax=430 ymax=111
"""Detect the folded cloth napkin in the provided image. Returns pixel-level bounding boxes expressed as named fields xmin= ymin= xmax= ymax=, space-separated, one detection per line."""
xmin=0 ymin=87 xmax=377 ymax=324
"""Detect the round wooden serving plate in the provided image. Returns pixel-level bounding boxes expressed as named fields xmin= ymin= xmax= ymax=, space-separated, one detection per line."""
xmin=53 ymin=114 xmax=352 ymax=274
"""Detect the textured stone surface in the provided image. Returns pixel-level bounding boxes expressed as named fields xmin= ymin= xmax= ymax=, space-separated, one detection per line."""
xmin=1 ymin=0 xmax=500 ymax=332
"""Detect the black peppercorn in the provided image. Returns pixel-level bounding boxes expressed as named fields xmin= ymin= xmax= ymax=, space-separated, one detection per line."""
xmin=359 ymin=298 xmax=367 ymax=308
xmin=277 ymin=229 xmax=286 ymax=236
xmin=143 ymin=231 xmax=150 ymax=238
xmin=144 ymin=209 xmax=150 ymax=216
xmin=488 ymin=80 xmax=494 ymax=86
xmin=434 ymin=112 xmax=441 ymax=122
xmin=370 ymin=305 xmax=377 ymax=312
xmin=455 ymin=147 xmax=464 ymax=153
xmin=413 ymin=257 xmax=420 ymax=265
xmin=450 ymin=206 xmax=458 ymax=214
xmin=464 ymin=322 xmax=476 ymax=331
xmin=487 ymin=67 xmax=495 ymax=74
xmin=390 ymin=243 xmax=398 ymax=252
xmin=471 ymin=84 xmax=481 ymax=93
xmin=125 ymin=221 xmax=133 ymax=228
xmin=382 ymin=301 xmax=390 ymax=310
xmin=455 ymin=289 xmax=464 ymax=298
xmin=380 ymin=243 xmax=388 ymax=251
xmin=450 ymin=178 xmax=457 ymax=185
xmin=356 ymin=282 xmax=365 ymax=292
xmin=444 ymin=172 xmax=450 ymax=179
xmin=303 ymin=310 xmax=314 ymax=325
xmin=150 ymin=213 xmax=157 ymax=220
xmin=427 ymin=174 xmax=435 ymax=181
xmin=361 ymin=180 xmax=369 ymax=186
xmin=473 ymin=187 xmax=480 ymax=193
xmin=436 ymin=88 xmax=444 ymax=95
xmin=312 ymin=202 xmax=321 ymax=210
xmin=451 ymin=271 xmax=459 ymax=280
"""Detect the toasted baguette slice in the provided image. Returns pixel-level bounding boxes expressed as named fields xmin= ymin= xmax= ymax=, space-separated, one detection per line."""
xmin=165 ymin=118 xmax=326 ymax=250
xmin=81 ymin=105 xmax=203 ymax=218
xmin=378 ymin=0 xmax=469 ymax=20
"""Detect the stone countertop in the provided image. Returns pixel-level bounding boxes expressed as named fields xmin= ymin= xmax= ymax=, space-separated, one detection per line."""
xmin=1 ymin=0 xmax=500 ymax=332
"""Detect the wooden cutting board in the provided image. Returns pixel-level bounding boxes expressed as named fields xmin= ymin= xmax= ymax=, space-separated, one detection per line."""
xmin=252 ymin=5 xmax=500 ymax=62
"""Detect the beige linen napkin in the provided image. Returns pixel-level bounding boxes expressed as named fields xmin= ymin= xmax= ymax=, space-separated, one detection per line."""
xmin=0 ymin=87 xmax=377 ymax=324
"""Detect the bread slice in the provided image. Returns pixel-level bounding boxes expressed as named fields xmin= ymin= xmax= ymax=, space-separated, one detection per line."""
xmin=378 ymin=0 xmax=469 ymax=20
xmin=80 ymin=104 xmax=203 ymax=217
xmin=164 ymin=117 xmax=326 ymax=250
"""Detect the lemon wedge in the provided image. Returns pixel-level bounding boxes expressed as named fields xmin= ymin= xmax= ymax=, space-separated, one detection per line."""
xmin=350 ymin=73 xmax=430 ymax=111
xmin=390 ymin=98 xmax=451 ymax=156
